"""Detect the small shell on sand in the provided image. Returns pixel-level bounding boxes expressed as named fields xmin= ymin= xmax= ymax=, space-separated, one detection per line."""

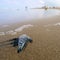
xmin=0 ymin=32 xmax=5 ymax=36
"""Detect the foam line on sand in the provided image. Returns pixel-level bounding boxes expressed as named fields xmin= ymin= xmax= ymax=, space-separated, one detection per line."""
xmin=0 ymin=32 xmax=5 ymax=36
xmin=53 ymin=23 xmax=60 ymax=26
xmin=0 ymin=24 xmax=33 ymax=36
xmin=2 ymin=25 xmax=10 ymax=27
xmin=44 ymin=23 xmax=60 ymax=27
xmin=15 ymin=24 xmax=33 ymax=32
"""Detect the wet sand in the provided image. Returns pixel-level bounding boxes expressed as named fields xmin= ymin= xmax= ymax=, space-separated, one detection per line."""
xmin=0 ymin=15 xmax=60 ymax=60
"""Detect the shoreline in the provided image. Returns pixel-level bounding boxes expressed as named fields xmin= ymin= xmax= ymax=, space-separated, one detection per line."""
xmin=0 ymin=15 xmax=60 ymax=41
xmin=0 ymin=15 xmax=60 ymax=60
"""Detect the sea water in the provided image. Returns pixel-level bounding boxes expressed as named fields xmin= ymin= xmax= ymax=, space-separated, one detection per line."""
xmin=0 ymin=8 xmax=60 ymax=25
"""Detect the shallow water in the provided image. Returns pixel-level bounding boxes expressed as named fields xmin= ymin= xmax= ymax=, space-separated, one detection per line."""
xmin=0 ymin=8 xmax=60 ymax=25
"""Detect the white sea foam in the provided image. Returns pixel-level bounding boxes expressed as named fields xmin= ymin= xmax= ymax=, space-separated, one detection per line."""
xmin=53 ymin=23 xmax=60 ymax=26
xmin=44 ymin=23 xmax=60 ymax=27
xmin=15 ymin=24 xmax=33 ymax=32
xmin=0 ymin=32 xmax=5 ymax=36
xmin=0 ymin=24 xmax=33 ymax=36
xmin=6 ymin=30 xmax=14 ymax=34
xmin=6 ymin=30 xmax=17 ymax=35
xmin=2 ymin=25 xmax=9 ymax=27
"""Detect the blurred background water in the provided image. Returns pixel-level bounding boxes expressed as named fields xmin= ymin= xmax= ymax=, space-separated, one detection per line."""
xmin=0 ymin=8 xmax=60 ymax=25
xmin=0 ymin=0 xmax=60 ymax=25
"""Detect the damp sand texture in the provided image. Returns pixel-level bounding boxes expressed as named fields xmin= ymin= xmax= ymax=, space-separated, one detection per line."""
xmin=0 ymin=15 xmax=60 ymax=60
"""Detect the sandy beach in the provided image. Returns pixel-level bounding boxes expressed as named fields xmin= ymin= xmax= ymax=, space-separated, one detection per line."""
xmin=0 ymin=15 xmax=60 ymax=60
